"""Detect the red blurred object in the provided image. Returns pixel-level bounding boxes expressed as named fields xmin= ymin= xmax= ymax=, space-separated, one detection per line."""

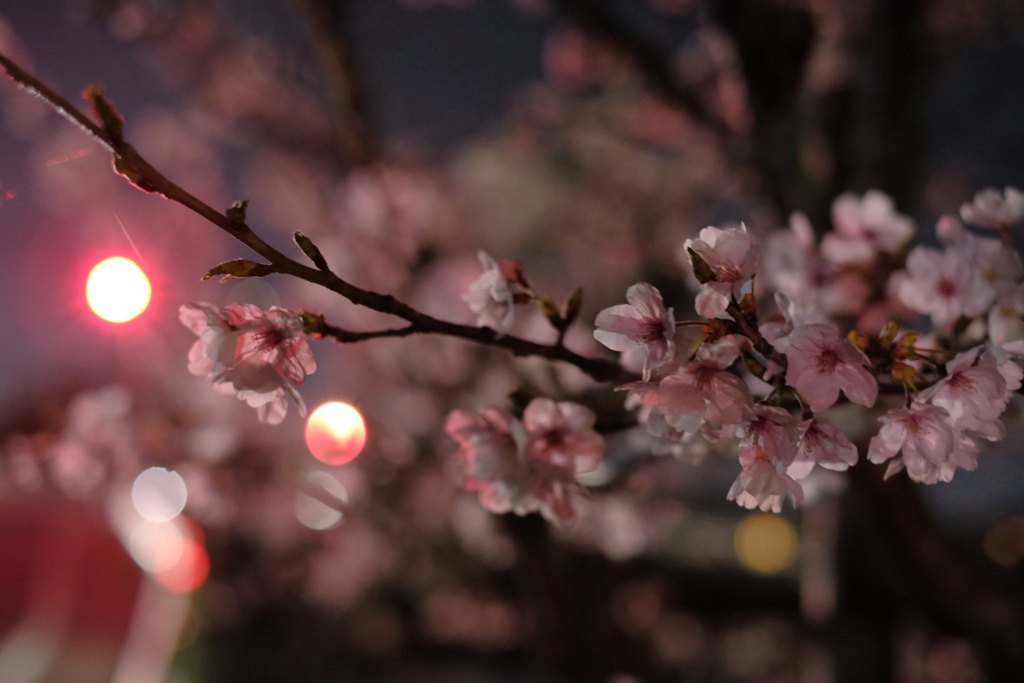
xmin=0 ymin=498 xmax=141 ymax=680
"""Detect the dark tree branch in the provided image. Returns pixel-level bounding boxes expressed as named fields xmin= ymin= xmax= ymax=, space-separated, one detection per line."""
xmin=0 ymin=50 xmax=632 ymax=385
xmin=0 ymin=52 xmax=112 ymax=150
xmin=553 ymin=0 xmax=732 ymax=140
xmin=725 ymin=300 xmax=787 ymax=368
xmin=296 ymin=0 xmax=376 ymax=165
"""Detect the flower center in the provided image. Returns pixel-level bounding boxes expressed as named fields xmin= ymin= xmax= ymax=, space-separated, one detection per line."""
xmin=815 ymin=348 xmax=841 ymax=373
xmin=542 ymin=428 xmax=566 ymax=448
xmin=692 ymin=365 xmax=717 ymax=387
xmin=256 ymin=326 xmax=287 ymax=350
xmin=640 ymin=318 xmax=666 ymax=343
xmin=947 ymin=370 xmax=974 ymax=391
xmin=905 ymin=415 xmax=923 ymax=434
xmin=937 ymin=278 xmax=957 ymax=298
xmin=715 ymin=265 xmax=744 ymax=283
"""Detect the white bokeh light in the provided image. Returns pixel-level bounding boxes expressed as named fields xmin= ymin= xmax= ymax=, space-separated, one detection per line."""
xmin=296 ymin=471 xmax=349 ymax=530
xmin=132 ymin=467 xmax=188 ymax=523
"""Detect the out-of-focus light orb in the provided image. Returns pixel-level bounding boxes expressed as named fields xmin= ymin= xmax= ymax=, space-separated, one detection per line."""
xmin=86 ymin=256 xmax=151 ymax=323
xmin=305 ymin=402 xmax=367 ymax=464
xmin=128 ymin=520 xmax=184 ymax=573
xmin=155 ymin=537 xmax=209 ymax=593
xmin=296 ymin=471 xmax=349 ymax=530
xmin=132 ymin=467 xmax=188 ymax=523
xmin=983 ymin=517 xmax=1024 ymax=567
xmin=734 ymin=512 xmax=799 ymax=575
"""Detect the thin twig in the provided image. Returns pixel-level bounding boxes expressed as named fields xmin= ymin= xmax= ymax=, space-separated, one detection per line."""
xmin=0 ymin=50 xmax=632 ymax=384
xmin=725 ymin=300 xmax=788 ymax=368
xmin=0 ymin=52 xmax=111 ymax=150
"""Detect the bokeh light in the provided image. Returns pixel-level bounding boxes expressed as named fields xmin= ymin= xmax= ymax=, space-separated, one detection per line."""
xmin=128 ymin=519 xmax=185 ymax=573
xmin=155 ymin=537 xmax=210 ymax=593
xmin=305 ymin=402 xmax=367 ymax=465
xmin=733 ymin=513 xmax=799 ymax=575
xmin=132 ymin=467 xmax=188 ymax=523
xmin=296 ymin=471 xmax=349 ymax=530
xmin=86 ymin=256 xmax=151 ymax=322
xmin=983 ymin=516 xmax=1024 ymax=567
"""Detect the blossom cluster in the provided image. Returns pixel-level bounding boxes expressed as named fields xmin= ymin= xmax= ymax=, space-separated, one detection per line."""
xmin=445 ymin=398 xmax=604 ymax=522
xmin=588 ymin=187 xmax=1024 ymax=512
xmin=180 ymin=302 xmax=316 ymax=424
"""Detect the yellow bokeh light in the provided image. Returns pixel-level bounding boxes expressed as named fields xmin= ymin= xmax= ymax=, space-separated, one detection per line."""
xmin=305 ymin=402 xmax=367 ymax=465
xmin=86 ymin=256 xmax=151 ymax=323
xmin=734 ymin=513 xmax=799 ymax=575
xmin=983 ymin=517 xmax=1024 ymax=567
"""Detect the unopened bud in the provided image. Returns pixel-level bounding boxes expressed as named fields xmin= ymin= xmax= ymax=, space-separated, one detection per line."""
xmin=203 ymin=259 xmax=275 ymax=283
xmin=879 ymin=320 xmax=900 ymax=347
xmin=563 ymin=288 xmax=583 ymax=327
xmin=738 ymin=292 xmax=757 ymax=315
xmin=539 ymin=296 xmax=562 ymax=328
xmin=895 ymin=334 xmax=918 ymax=359
xmin=294 ymin=232 xmax=330 ymax=271
xmin=83 ymin=83 xmax=124 ymax=140
xmin=742 ymin=352 xmax=767 ymax=379
xmin=704 ymin=318 xmax=731 ymax=342
xmin=301 ymin=311 xmax=326 ymax=337
xmin=227 ymin=199 xmax=249 ymax=223
xmin=848 ymin=330 xmax=869 ymax=351
xmin=891 ymin=362 xmax=916 ymax=387
xmin=688 ymin=248 xmax=716 ymax=284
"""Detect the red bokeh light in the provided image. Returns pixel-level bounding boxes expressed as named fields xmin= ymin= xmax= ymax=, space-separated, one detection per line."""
xmin=305 ymin=402 xmax=367 ymax=465
xmin=154 ymin=537 xmax=209 ymax=594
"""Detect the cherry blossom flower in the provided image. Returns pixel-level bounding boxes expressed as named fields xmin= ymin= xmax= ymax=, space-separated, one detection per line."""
xmin=791 ymin=418 xmax=858 ymax=476
xmin=938 ymin=215 xmax=1022 ymax=297
xmin=446 ymin=407 xmax=526 ymax=490
xmin=464 ymin=251 xmax=516 ymax=334
xmin=989 ymin=342 xmax=1024 ymax=399
xmin=760 ymin=212 xmax=817 ymax=305
xmin=235 ymin=305 xmax=316 ymax=385
xmin=217 ymin=365 xmax=306 ymax=426
xmin=445 ymin=399 xmax=603 ymax=523
xmin=783 ymin=324 xmax=878 ymax=412
xmin=867 ymin=404 xmax=957 ymax=484
xmin=737 ymin=405 xmax=793 ymax=465
xmin=897 ymin=246 xmax=994 ymax=327
xmin=821 ymin=190 xmax=914 ymax=266
xmin=917 ymin=347 xmax=1008 ymax=440
xmin=760 ymin=292 xmax=832 ymax=358
xmin=989 ymin=288 xmax=1024 ymax=344
xmin=522 ymin=398 xmax=605 ymax=475
xmin=594 ymin=282 xmax=676 ymax=379
xmin=179 ymin=303 xmax=315 ymax=424
xmin=727 ymin=446 xmax=804 ymax=513
xmin=966 ymin=236 xmax=1020 ymax=296
xmin=684 ymin=223 xmax=757 ymax=318
xmin=179 ymin=301 xmax=248 ymax=378
xmin=619 ymin=381 xmax=697 ymax=440
xmin=960 ymin=186 xmax=1024 ymax=230
xmin=658 ymin=337 xmax=753 ymax=428
xmin=942 ymin=433 xmax=981 ymax=481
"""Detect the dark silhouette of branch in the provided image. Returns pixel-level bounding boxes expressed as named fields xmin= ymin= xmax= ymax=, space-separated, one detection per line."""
xmin=296 ymin=0 xmax=377 ymax=165
xmin=0 ymin=50 xmax=633 ymax=385
xmin=553 ymin=0 xmax=731 ymax=140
